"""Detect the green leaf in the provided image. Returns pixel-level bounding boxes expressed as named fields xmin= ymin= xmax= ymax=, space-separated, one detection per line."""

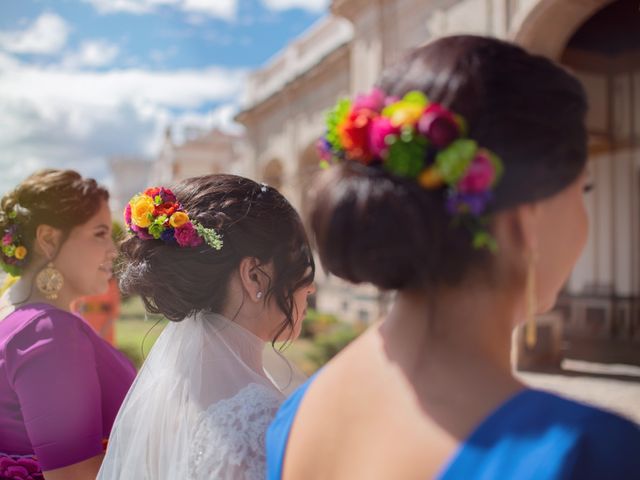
xmin=194 ymin=222 xmax=224 ymax=251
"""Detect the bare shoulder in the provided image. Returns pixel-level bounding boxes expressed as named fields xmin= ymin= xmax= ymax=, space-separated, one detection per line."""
xmin=282 ymin=327 xmax=413 ymax=480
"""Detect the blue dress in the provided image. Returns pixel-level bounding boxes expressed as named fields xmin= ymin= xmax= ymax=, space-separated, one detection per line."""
xmin=266 ymin=376 xmax=640 ymax=479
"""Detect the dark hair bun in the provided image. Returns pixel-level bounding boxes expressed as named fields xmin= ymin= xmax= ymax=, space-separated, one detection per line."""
xmin=311 ymin=35 xmax=587 ymax=290
xmin=119 ymin=175 xmax=314 ymax=334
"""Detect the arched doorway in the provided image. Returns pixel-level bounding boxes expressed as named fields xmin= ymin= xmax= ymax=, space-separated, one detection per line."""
xmin=516 ymin=0 xmax=640 ymax=365
xmin=511 ymin=0 xmax=614 ymax=59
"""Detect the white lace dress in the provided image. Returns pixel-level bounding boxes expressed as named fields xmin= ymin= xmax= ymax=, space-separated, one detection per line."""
xmin=189 ymin=383 xmax=284 ymax=480
xmin=98 ymin=314 xmax=292 ymax=480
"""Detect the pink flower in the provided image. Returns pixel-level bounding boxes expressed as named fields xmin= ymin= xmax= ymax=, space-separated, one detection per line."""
xmin=0 ymin=454 xmax=43 ymax=480
xmin=353 ymin=88 xmax=385 ymax=113
xmin=2 ymin=234 xmax=12 ymax=246
xmin=369 ymin=117 xmax=400 ymax=158
xmin=174 ymin=223 xmax=203 ymax=248
xmin=124 ymin=203 xmax=132 ymax=226
xmin=417 ymin=104 xmax=460 ymax=148
xmin=458 ymin=153 xmax=495 ymax=194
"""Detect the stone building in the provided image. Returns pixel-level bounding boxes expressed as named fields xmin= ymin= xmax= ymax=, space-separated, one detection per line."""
xmin=108 ymin=155 xmax=153 ymax=220
xmin=151 ymin=127 xmax=248 ymax=186
xmin=237 ymin=0 xmax=639 ymax=361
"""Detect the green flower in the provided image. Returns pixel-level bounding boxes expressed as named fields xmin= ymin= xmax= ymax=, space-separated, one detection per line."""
xmin=384 ymin=130 xmax=427 ymax=178
xmin=473 ymin=230 xmax=498 ymax=252
xmin=325 ymin=98 xmax=352 ymax=153
xmin=148 ymin=222 xmax=166 ymax=239
xmin=2 ymin=244 xmax=16 ymax=257
xmin=435 ymin=139 xmax=478 ymax=185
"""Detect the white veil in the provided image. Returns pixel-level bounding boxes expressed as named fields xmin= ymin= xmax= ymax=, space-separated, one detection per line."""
xmin=98 ymin=312 xmax=304 ymax=479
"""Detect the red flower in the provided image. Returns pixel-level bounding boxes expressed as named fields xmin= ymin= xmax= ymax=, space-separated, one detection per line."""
xmin=158 ymin=187 xmax=177 ymax=203
xmin=338 ymin=108 xmax=377 ymax=164
xmin=417 ymin=104 xmax=460 ymax=148
xmin=144 ymin=187 xmax=161 ymax=198
xmin=154 ymin=202 xmax=179 ymax=217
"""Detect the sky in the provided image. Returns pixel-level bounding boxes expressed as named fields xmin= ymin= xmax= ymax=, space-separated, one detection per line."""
xmin=0 ymin=0 xmax=330 ymax=195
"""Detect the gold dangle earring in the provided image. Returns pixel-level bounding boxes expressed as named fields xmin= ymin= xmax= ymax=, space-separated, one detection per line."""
xmin=36 ymin=262 xmax=64 ymax=300
xmin=525 ymin=252 xmax=537 ymax=349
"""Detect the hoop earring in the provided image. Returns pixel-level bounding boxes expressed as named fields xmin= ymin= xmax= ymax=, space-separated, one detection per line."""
xmin=36 ymin=262 xmax=64 ymax=300
xmin=525 ymin=253 xmax=537 ymax=349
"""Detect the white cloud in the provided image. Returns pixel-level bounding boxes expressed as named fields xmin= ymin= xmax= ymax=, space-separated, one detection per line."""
xmin=83 ymin=0 xmax=238 ymax=20
xmin=0 ymin=12 xmax=70 ymax=55
xmin=62 ymin=40 xmax=120 ymax=68
xmin=172 ymin=103 xmax=244 ymax=143
xmin=260 ymin=0 xmax=329 ymax=12
xmin=0 ymin=58 xmax=246 ymax=196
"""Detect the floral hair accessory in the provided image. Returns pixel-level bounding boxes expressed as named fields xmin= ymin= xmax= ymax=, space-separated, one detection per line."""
xmin=318 ymin=88 xmax=504 ymax=251
xmin=1 ymin=208 xmax=29 ymax=277
xmin=125 ymin=187 xmax=223 ymax=250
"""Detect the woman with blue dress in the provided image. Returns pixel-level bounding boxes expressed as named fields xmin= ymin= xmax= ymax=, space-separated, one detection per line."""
xmin=266 ymin=35 xmax=640 ymax=479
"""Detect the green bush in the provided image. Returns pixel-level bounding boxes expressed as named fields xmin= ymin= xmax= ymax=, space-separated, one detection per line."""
xmin=307 ymin=323 xmax=360 ymax=368
xmin=300 ymin=308 xmax=339 ymax=339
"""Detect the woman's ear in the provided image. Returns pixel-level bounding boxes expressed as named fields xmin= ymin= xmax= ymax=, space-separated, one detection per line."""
xmin=34 ymin=224 xmax=63 ymax=261
xmin=238 ymin=257 xmax=270 ymax=302
xmin=494 ymin=203 xmax=539 ymax=255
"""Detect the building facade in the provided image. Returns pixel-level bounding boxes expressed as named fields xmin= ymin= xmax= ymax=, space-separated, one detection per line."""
xmin=236 ymin=0 xmax=639 ymax=361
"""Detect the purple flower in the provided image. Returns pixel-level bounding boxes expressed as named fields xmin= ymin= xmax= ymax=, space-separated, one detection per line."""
xmin=316 ymin=137 xmax=333 ymax=162
xmin=2 ymin=234 xmax=12 ymax=246
xmin=446 ymin=191 xmax=492 ymax=216
xmin=174 ymin=223 xmax=203 ymax=248
xmin=160 ymin=228 xmax=177 ymax=245
xmin=369 ymin=117 xmax=400 ymax=158
xmin=417 ymin=104 xmax=460 ymax=148
xmin=353 ymin=88 xmax=385 ymax=112
xmin=131 ymin=224 xmax=153 ymax=240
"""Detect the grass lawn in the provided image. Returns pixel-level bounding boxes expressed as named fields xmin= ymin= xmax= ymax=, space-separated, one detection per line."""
xmin=114 ymin=296 xmax=336 ymax=374
xmin=115 ymin=296 xmax=167 ymax=368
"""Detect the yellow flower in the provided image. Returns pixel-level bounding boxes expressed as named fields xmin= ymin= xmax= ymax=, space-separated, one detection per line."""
xmin=14 ymin=246 xmax=27 ymax=260
xmin=389 ymin=104 xmax=424 ymax=127
xmin=418 ymin=167 xmax=444 ymax=189
xmin=130 ymin=195 xmax=155 ymax=228
xmin=169 ymin=211 xmax=189 ymax=228
xmin=382 ymin=91 xmax=429 ymax=127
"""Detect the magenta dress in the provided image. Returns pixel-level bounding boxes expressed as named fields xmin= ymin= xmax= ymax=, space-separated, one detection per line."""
xmin=0 ymin=303 xmax=136 ymax=477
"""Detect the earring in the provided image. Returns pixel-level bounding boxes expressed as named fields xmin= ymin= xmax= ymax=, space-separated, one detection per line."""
xmin=256 ymin=291 xmax=263 ymax=300
xmin=525 ymin=253 xmax=537 ymax=349
xmin=36 ymin=262 xmax=64 ymax=300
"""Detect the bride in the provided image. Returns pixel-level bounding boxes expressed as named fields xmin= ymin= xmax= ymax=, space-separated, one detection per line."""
xmin=98 ymin=174 xmax=315 ymax=479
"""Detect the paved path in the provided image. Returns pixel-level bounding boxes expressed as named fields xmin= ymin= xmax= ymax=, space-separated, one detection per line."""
xmin=517 ymin=360 xmax=640 ymax=423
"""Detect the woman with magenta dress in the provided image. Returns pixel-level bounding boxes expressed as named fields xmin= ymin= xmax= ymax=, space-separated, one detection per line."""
xmin=0 ymin=170 xmax=136 ymax=480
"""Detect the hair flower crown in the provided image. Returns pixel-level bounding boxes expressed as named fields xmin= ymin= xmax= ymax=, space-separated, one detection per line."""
xmin=1 ymin=209 xmax=28 ymax=276
xmin=125 ymin=187 xmax=223 ymax=250
xmin=317 ymin=88 xmax=504 ymax=251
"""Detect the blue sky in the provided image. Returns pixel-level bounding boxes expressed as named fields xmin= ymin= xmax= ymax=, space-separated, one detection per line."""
xmin=0 ymin=0 xmax=329 ymax=194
